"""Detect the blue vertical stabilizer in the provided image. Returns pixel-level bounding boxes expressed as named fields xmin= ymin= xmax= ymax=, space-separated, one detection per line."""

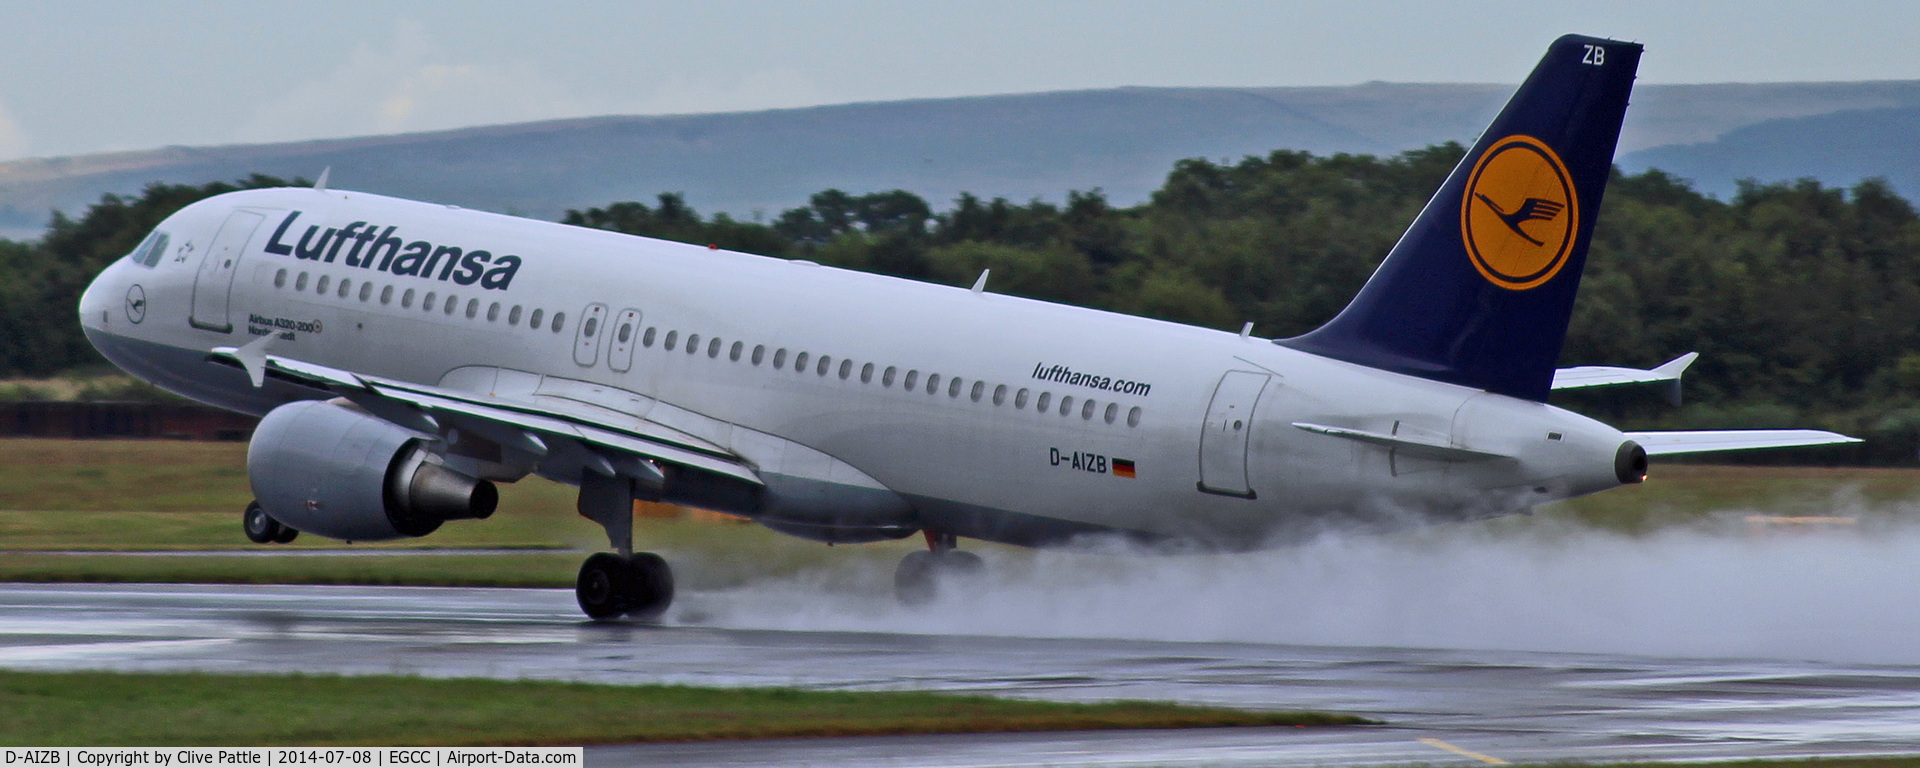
xmin=1280 ymin=35 xmax=1641 ymax=401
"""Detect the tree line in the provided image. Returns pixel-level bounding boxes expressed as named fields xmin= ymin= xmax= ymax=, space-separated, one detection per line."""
xmin=4 ymin=149 xmax=1917 ymax=461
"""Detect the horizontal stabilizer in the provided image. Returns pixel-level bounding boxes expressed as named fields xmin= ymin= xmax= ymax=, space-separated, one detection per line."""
xmin=1292 ymin=422 xmax=1514 ymax=461
xmin=1626 ymin=429 xmax=1861 ymax=456
xmin=1553 ymin=352 xmax=1697 ymax=405
xmin=1553 ymin=352 xmax=1696 ymax=390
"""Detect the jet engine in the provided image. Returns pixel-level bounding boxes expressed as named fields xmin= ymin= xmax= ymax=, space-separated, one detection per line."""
xmin=248 ymin=400 xmax=496 ymax=541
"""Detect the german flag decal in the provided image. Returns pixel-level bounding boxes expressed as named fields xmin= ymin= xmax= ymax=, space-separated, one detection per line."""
xmin=1112 ymin=459 xmax=1137 ymax=478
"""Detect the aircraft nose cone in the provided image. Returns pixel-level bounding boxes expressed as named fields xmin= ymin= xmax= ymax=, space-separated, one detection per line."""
xmin=78 ymin=265 xmax=114 ymax=330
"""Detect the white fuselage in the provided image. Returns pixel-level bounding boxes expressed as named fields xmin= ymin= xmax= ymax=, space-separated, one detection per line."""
xmin=79 ymin=187 xmax=1632 ymax=549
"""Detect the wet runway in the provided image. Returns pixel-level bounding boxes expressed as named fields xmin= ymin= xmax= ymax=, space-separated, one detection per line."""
xmin=2 ymin=582 xmax=1919 ymax=765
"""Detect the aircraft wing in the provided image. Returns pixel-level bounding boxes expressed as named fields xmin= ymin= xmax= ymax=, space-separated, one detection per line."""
xmin=1625 ymin=429 xmax=1862 ymax=456
xmin=1552 ymin=352 xmax=1698 ymax=399
xmin=207 ymin=342 xmax=762 ymax=486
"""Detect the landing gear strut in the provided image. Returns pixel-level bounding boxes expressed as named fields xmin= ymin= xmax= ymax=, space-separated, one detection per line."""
xmin=574 ymin=471 xmax=675 ymax=622
xmin=242 ymin=500 xmax=299 ymax=544
xmin=894 ymin=530 xmax=983 ymax=606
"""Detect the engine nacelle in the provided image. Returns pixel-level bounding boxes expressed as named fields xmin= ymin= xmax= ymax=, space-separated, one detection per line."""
xmin=249 ymin=400 xmax=497 ymax=541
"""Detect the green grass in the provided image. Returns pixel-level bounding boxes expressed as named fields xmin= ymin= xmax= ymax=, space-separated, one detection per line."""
xmin=0 ymin=670 xmax=1367 ymax=746
xmin=1537 ymin=464 xmax=1920 ymax=535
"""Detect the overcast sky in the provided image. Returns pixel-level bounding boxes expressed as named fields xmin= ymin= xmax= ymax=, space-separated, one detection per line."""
xmin=4 ymin=1 xmax=1918 ymax=161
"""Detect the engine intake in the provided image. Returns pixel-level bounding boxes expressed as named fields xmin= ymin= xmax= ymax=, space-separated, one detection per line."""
xmin=250 ymin=400 xmax=495 ymax=541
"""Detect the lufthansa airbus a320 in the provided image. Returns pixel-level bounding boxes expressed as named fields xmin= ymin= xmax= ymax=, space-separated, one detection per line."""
xmin=78 ymin=35 xmax=1856 ymax=620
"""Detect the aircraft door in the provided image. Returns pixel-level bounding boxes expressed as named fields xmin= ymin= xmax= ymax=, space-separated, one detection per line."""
xmin=606 ymin=308 xmax=642 ymax=372
xmin=1198 ymin=370 xmax=1271 ymax=498
xmin=572 ymin=303 xmax=609 ymax=367
xmin=189 ymin=210 xmax=267 ymax=332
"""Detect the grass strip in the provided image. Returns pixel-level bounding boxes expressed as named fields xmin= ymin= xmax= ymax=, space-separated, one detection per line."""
xmin=0 ymin=670 xmax=1368 ymax=746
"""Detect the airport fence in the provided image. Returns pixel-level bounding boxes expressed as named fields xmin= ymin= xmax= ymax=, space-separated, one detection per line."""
xmin=0 ymin=401 xmax=256 ymax=441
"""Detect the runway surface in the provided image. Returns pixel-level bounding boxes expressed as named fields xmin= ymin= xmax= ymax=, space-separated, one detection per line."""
xmin=2 ymin=582 xmax=1918 ymax=766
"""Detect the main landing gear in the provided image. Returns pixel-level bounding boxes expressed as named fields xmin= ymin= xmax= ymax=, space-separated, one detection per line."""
xmin=242 ymin=500 xmax=299 ymax=544
xmin=894 ymin=530 xmax=983 ymax=606
xmin=574 ymin=472 xmax=675 ymax=622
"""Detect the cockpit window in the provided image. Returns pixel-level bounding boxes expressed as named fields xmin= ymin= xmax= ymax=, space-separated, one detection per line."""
xmin=128 ymin=231 xmax=170 ymax=268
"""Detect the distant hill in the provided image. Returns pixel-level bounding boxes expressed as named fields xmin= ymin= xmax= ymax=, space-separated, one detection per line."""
xmin=4 ymin=80 xmax=1920 ymax=238
xmin=1620 ymin=105 xmax=1920 ymax=199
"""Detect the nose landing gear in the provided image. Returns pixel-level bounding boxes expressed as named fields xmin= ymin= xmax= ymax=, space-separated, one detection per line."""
xmin=894 ymin=530 xmax=983 ymax=606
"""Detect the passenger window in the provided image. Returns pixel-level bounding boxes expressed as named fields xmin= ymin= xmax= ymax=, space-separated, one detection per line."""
xmin=528 ymin=308 xmax=543 ymax=328
xmin=583 ymin=316 xmax=599 ymax=338
xmin=774 ymin=348 xmax=787 ymax=369
xmin=274 ymin=269 xmax=287 ymax=288
xmin=316 ymin=275 xmax=330 ymax=294
xmin=1016 ymin=388 xmax=1029 ymax=409
xmin=794 ymin=352 xmax=809 ymax=371
xmin=1104 ymin=402 xmax=1118 ymax=424
xmin=752 ymin=345 xmax=765 ymax=365
xmin=381 ymin=285 xmax=393 ymax=305
xmin=992 ymin=384 xmax=1007 ymax=405
xmin=926 ymin=374 xmax=940 ymax=394
xmin=423 ymin=291 xmax=436 ymax=311
xmin=445 ymin=296 xmax=458 ymax=315
xmin=730 ymin=341 xmax=743 ymax=361
xmin=1082 ymin=399 xmax=1096 ymax=420
xmin=296 ymin=272 xmax=309 ymax=291
xmin=839 ymin=359 xmax=853 ymax=380
xmin=664 ymin=330 xmax=677 ymax=350
xmin=1036 ymin=392 xmax=1051 ymax=412
xmin=551 ymin=312 xmax=565 ymax=333
xmin=402 ymin=288 xmax=415 ymax=308
xmin=971 ymin=381 xmax=985 ymax=402
xmin=1128 ymin=407 xmax=1142 ymax=428
xmin=1060 ymin=396 xmax=1074 ymax=416
xmin=508 ymin=305 xmax=521 ymax=325
xmin=817 ymin=355 xmax=831 ymax=376
xmin=617 ymin=324 xmax=631 ymax=343
xmin=686 ymin=334 xmax=700 ymax=354
xmin=860 ymin=363 xmax=874 ymax=383
xmin=709 ymin=338 xmax=722 ymax=358
xmin=359 ymin=282 xmax=372 ymax=302
xmin=466 ymin=299 xmax=479 ymax=319
xmin=903 ymin=370 xmax=918 ymax=390
xmin=642 ymin=327 xmax=655 ymax=347
xmin=487 ymin=302 xmax=500 ymax=322
xmin=338 ymin=278 xmax=350 ymax=298
xmin=882 ymin=366 xmax=896 ymax=387
xmin=949 ymin=377 xmax=963 ymax=398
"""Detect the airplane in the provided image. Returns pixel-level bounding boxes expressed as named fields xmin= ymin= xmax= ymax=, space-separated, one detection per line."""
xmin=77 ymin=35 xmax=1858 ymax=621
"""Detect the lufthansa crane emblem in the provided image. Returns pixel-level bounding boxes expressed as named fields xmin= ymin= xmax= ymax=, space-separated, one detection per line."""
xmin=125 ymin=284 xmax=147 ymax=324
xmin=1460 ymin=135 xmax=1579 ymax=290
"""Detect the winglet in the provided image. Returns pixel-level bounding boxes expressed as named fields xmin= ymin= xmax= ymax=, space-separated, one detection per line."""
xmin=313 ymin=167 xmax=331 ymax=193
xmin=1652 ymin=352 xmax=1699 ymax=378
xmin=970 ymin=269 xmax=990 ymax=294
xmin=232 ymin=334 xmax=273 ymax=388
xmin=1654 ymin=351 xmax=1698 ymax=405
